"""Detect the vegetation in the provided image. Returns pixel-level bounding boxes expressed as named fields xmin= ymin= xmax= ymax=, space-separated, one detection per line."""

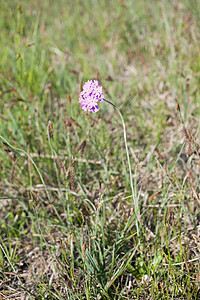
xmin=0 ymin=0 xmax=200 ymax=299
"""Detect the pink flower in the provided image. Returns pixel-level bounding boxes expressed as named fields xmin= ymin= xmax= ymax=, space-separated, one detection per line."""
xmin=79 ymin=80 xmax=104 ymax=113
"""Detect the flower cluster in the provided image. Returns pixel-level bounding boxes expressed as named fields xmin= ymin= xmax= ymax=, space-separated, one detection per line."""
xmin=79 ymin=80 xmax=104 ymax=113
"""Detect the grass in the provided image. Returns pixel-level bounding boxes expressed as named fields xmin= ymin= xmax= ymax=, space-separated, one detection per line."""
xmin=0 ymin=0 xmax=200 ymax=299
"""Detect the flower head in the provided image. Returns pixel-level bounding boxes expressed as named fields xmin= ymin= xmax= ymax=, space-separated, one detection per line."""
xmin=79 ymin=80 xmax=104 ymax=113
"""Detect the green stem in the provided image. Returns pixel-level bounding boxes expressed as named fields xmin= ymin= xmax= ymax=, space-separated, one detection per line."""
xmin=103 ymin=99 xmax=139 ymax=234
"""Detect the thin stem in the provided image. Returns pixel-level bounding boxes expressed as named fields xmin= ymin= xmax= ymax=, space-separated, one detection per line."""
xmin=103 ymin=99 xmax=139 ymax=234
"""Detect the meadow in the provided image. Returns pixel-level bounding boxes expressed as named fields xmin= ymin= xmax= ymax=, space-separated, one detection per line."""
xmin=0 ymin=0 xmax=200 ymax=299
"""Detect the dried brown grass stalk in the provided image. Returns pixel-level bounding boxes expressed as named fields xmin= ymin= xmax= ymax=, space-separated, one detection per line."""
xmin=56 ymin=156 xmax=66 ymax=173
xmin=0 ymin=115 xmax=8 ymax=121
xmin=66 ymin=158 xmax=74 ymax=177
xmin=187 ymin=142 xmax=194 ymax=157
xmin=68 ymin=117 xmax=81 ymax=128
xmin=175 ymin=101 xmax=179 ymax=111
xmin=10 ymin=160 xmax=17 ymax=183
xmin=48 ymin=120 xmax=54 ymax=139
xmin=79 ymin=82 xmax=82 ymax=94
xmin=67 ymin=93 xmax=71 ymax=103
xmin=183 ymin=127 xmax=200 ymax=167
xmin=186 ymin=76 xmax=190 ymax=90
xmin=88 ymin=115 xmax=99 ymax=124
xmin=76 ymin=140 xmax=87 ymax=157
xmin=82 ymin=243 xmax=86 ymax=261
xmin=184 ymin=127 xmax=193 ymax=142
xmin=66 ymin=157 xmax=76 ymax=191
xmin=148 ymin=189 xmax=162 ymax=202
xmin=70 ymin=168 xmax=75 ymax=191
